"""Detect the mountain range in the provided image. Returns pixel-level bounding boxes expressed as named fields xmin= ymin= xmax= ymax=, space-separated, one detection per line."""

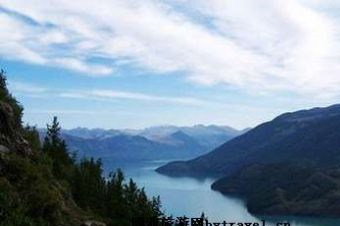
xmin=157 ymin=104 xmax=340 ymax=216
xmin=157 ymin=104 xmax=340 ymax=176
xmin=40 ymin=125 xmax=245 ymax=162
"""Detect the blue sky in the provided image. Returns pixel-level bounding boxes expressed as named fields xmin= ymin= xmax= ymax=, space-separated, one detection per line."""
xmin=1 ymin=0 xmax=339 ymax=129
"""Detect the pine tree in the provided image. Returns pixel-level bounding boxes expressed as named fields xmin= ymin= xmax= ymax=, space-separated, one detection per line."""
xmin=106 ymin=169 xmax=126 ymax=218
xmin=124 ymin=178 xmax=139 ymax=218
xmin=72 ymin=158 xmax=106 ymax=212
xmin=43 ymin=116 xmax=74 ymax=180
xmin=46 ymin=116 xmax=62 ymax=146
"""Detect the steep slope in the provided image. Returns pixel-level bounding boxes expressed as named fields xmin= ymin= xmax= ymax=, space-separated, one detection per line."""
xmin=157 ymin=104 xmax=340 ymax=176
xmin=0 ymin=73 xmax=91 ymax=226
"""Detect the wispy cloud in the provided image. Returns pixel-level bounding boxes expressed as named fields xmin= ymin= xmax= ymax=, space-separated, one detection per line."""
xmin=5 ymin=71 xmax=209 ymax=107
xmin=1 ymin=1 xmax=340 ymax=97
xmin=8 ymin=81 xmax=47 ymax=93
xmin=60 ymin=89 xmax=206 ymax=106
xmin=8 ymin=81 xmax=205 ymax=106
xmin=25 ymin=109 xmax=124 ymax=115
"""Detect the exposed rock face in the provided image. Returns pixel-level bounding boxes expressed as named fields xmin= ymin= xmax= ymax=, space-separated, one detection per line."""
xmin=0 ymin=145 xmax=9 ymax=153
xmin=0 ymin=100 xmax=32 ymax=155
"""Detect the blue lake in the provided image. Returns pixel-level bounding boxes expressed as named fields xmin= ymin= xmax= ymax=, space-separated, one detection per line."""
xmin=102 ymin=159 xmax=340 ymax=226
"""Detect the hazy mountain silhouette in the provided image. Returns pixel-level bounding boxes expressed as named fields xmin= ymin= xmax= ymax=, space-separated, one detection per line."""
xmin=40 ymin=125 xmax=243 ymax=161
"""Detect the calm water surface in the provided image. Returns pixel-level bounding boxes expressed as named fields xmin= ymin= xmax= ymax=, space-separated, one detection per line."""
xmin=102 ymin=159 xmax=340 ymax=226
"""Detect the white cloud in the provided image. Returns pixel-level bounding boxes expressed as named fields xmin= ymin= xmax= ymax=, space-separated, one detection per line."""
xmin=52 ymin=58 xmax=113 ymax=76
xmin=1 ymin=0 xmax=340 ymax=97
xmin=0 ymin=10 xmax=112 ymax=75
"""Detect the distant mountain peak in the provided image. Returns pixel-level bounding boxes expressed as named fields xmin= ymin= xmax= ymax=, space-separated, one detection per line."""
xmin=53 ymin=124 xmax=244 ymax=162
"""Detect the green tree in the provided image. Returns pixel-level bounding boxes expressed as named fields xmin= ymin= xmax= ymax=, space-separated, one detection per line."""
xmin=43 ymin=116 xmax=74 ymax=180
xmin=72 ymin=158 xmax=106 ymax=212
xmin=106 ymin=169 xmax=126 ymax=219
xmin=23 ymin=125 xmax=41 ymax=152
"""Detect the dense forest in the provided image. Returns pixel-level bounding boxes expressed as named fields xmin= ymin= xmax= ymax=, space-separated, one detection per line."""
xmin=0 ymin=69 xmax=163 ymax=226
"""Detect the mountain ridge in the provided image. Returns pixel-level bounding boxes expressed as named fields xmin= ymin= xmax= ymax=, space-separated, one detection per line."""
xmin=39 ymin=125 xmax=244 ymax=162
xmin=156 ymin=104 xmax=340 ymax=176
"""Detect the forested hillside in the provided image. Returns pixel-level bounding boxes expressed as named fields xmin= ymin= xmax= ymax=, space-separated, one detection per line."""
xmin=0 ymin=70 xmax=163 ymax=226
